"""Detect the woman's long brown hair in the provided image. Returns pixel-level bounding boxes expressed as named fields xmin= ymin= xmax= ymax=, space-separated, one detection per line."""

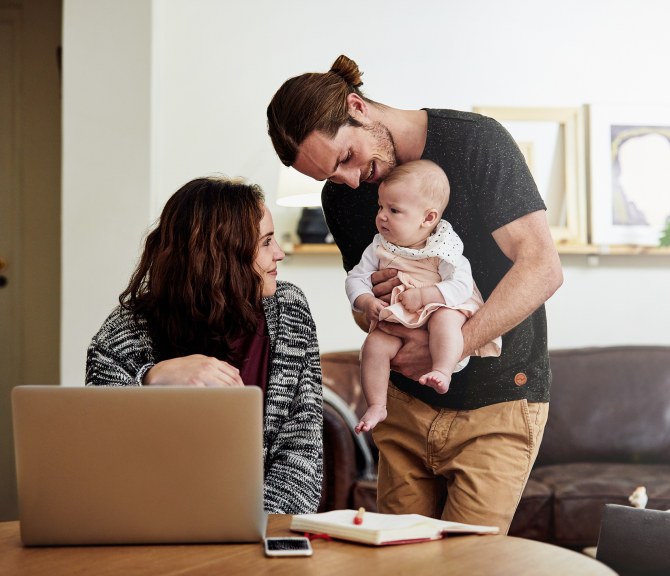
xmin=120 ymin=176 xmax=265 ymax=360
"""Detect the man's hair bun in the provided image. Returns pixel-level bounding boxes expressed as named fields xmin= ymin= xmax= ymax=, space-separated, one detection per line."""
xmin=329 ymin=55 xmax=363 ymax=88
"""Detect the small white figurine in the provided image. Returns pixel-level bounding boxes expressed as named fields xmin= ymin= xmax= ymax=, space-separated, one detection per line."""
xmin=628 ymin=486 xmax=648 ymax=509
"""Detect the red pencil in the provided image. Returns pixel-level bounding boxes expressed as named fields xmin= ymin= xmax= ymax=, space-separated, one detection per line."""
xmin=353 ymin=507 xmax=365 ymax=525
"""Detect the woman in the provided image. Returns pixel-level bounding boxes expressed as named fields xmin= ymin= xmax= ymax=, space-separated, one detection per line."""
xmin=86 ymin=176 xmax=323 ymax=514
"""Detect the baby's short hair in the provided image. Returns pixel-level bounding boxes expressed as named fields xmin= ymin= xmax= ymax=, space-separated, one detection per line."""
xmin=383 ymin=160 xmax=450 ymax=212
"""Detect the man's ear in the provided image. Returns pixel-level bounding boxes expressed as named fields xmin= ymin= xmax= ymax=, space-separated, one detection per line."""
xmin=347 ymin=93 xmax=368 ymax=118
xmin=422 ymin=209 xmax=439 ymax=228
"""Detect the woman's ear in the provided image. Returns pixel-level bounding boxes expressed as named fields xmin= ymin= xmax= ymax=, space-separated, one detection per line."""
xmin=347 ymin=93 xmax=368 ymax=118
xmin=422 ymin=209 xmax=439 ymax=228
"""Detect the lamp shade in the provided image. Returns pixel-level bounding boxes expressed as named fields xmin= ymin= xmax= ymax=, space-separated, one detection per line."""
xmin=276 ymin=166 xmax=323 ymax=207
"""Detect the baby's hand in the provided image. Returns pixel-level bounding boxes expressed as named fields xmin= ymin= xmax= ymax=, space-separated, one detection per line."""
xmin=399 ymin=288 xmax=423 ymax=313
xmin=367 ymin=299 xmax=388 ymax=322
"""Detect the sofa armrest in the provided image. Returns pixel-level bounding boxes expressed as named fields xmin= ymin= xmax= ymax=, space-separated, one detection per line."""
xmin=320 ymin=402 xmax=356 ymax=511
xmin=323 ymin=387 xmax=376 ymax=481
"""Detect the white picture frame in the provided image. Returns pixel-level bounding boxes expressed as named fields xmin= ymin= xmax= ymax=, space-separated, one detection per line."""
xmin=473 ymin=106 xmax=587 ymax=246
xmin=588 ymin=104 xmax=670 ymax=246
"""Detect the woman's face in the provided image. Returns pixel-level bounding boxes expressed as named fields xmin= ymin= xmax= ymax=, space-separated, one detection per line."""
xmin=255 ymin=205 xmax=285 ymax=297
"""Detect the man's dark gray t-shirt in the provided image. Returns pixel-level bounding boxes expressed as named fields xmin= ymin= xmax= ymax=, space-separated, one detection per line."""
xmin=322 ymin=109 xmax=551 ymax=410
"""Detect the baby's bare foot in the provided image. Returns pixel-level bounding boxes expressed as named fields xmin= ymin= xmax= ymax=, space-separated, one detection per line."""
xmin=355 ymin=404 xmax=387 ymax=434
xmin=419 ymin=370 xmax=451 ymax=394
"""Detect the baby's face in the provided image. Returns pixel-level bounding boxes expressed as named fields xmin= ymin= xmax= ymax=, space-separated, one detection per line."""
xmin=376 ymin=179 xmax=433 ymax=248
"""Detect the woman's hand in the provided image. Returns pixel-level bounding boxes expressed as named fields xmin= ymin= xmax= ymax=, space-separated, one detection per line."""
xmin=143 ymin=354 xmax=244 ymax=387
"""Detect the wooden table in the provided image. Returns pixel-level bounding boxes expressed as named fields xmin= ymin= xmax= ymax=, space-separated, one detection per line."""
xmin=0 ymin=515 xmax=616 ymax=575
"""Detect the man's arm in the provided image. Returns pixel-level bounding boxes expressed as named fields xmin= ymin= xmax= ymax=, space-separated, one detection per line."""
xmin=461 ymin=210 xmax=562 ymax=357
xmin=380 ymin=211 xmax=562 ymax=380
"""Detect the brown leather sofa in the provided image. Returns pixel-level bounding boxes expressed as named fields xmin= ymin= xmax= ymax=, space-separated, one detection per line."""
xmin=318 ymin=346 xmax=670 ymax=549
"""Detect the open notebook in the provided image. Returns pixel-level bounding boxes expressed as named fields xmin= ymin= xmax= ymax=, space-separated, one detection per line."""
xmin=12 ymin=385 xmax=267 ymax=546
xmin=291 ymin=509 xmax=499 ymax=546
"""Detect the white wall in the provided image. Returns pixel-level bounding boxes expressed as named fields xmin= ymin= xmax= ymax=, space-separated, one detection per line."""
xmin=62 ymin=0 xmax=153 ymax=384
xmin=62 ymin=0 xmax=670 ymax=384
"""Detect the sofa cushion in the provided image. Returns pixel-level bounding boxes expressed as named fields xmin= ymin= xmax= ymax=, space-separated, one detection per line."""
xmin=533 ymin=462 xmax=670 ymax=547
xmin=538 ymin=347 xmax=670 ymax=467
xmin=508 ymin=477 xmax=553 ymax=541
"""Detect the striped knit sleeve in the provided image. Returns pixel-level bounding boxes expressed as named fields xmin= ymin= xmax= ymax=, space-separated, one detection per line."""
xmin=85 ymin=306 xmax=157 ymax=386
xmin=262 ymin=283 xmax=323 ymax=514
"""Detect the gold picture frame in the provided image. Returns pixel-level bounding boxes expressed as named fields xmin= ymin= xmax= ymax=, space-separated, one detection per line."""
xmin=473 ymin=106 xmax=587 ymax=246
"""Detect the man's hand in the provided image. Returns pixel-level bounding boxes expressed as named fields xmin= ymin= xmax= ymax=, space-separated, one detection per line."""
xmin=143 ymin=354 xmax=244 ymax=387
xmin=377 ymin=322 xmax=432 ymax=381
xmin=370 ymin=268 xmax=401 ymax=303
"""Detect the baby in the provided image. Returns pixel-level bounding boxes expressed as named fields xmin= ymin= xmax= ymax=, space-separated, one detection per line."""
xmin=345 ymin=160 xmax=501 ymax=433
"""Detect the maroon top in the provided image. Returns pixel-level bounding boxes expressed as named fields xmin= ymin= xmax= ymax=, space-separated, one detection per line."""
xmin=227 ymin=314 xmax=270 ymax=395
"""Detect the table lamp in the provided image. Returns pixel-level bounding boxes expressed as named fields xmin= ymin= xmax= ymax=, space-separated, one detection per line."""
xmin=276 ymin=166 xmax=332 ymax=244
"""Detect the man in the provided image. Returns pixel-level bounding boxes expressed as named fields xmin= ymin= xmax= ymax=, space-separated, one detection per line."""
xmin=267 ymin=55 xmax=563 ymax=533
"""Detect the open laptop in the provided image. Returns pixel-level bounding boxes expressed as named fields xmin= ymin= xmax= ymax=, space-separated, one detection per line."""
xmin=12 ymin=385 xmax=267 ymax=546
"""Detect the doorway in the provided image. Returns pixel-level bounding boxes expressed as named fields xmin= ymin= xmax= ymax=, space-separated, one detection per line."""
xmin=0 ymin=0 xmax=62 ymax=521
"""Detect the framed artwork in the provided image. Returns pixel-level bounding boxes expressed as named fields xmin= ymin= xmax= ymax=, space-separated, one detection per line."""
xmin=473 ymin=106 xmax=587 ymax=245
xmin=588 ymin=105 xmax=670 ymax=246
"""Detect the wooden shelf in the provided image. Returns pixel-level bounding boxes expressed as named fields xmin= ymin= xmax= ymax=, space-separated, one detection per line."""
xmin=557 ymin=244 xmax=670 ymax=255
xmin=286 ymin=242 xmax=670 ymax=257
xmin=287 ymin=243 xmax=340 ymax=255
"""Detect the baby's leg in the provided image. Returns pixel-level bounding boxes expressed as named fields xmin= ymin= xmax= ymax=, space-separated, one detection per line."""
xmin=356 ymin=328 xmax=403 ymax=433
xmin=419 ymin=308 xmax=467 ymax=394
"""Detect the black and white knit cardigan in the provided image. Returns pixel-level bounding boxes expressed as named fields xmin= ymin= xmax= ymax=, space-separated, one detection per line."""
xmin=86 ymin=280 xmax=323 ymax=514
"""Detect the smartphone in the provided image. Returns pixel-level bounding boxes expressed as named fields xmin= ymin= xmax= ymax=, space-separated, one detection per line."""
xmin=263 ymin=536 xmax=313 ymax=557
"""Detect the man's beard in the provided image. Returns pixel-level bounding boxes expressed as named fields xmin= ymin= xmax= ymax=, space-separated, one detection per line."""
xmin=365 ymin=121 xmax=398 ymax=181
